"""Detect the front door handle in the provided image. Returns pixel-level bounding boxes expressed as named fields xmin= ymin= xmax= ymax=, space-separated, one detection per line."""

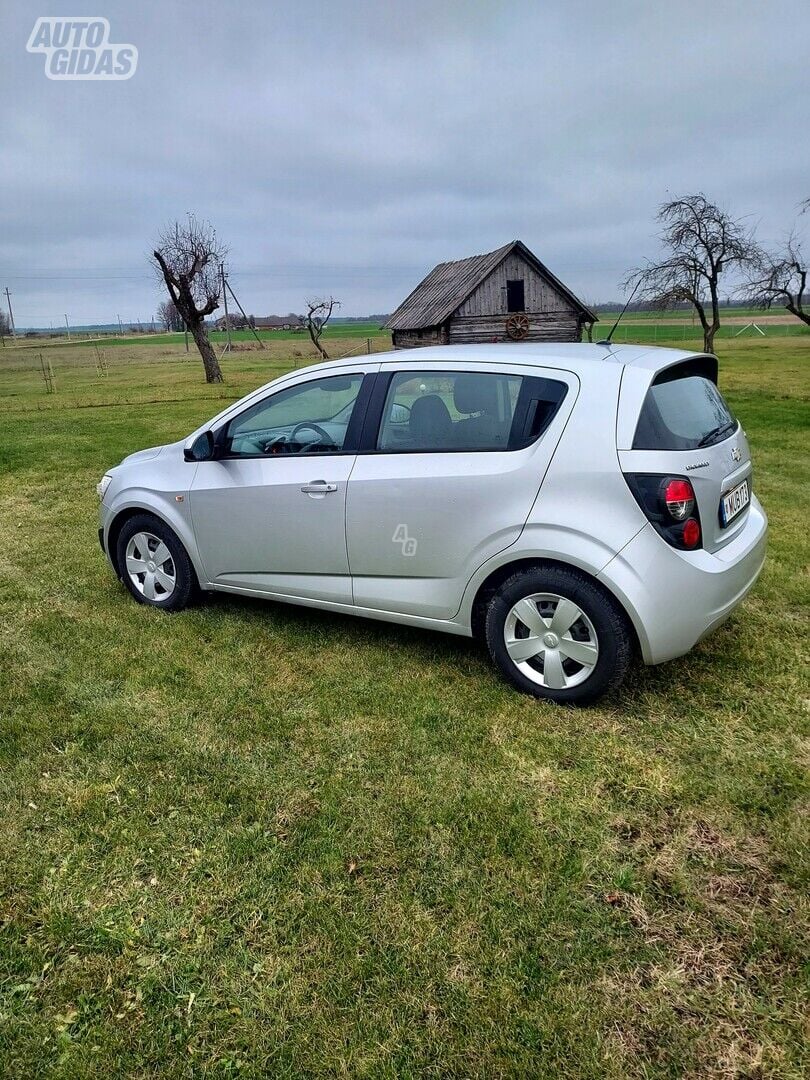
xmin=300 ymin=481 xmax=338 ymax=494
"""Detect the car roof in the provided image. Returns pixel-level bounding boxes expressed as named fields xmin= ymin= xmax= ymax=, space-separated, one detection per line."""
xmin=186 ymin=342 xmax=710 ymax=447
xmin=363 ymin=341 xmax=708 ymax=376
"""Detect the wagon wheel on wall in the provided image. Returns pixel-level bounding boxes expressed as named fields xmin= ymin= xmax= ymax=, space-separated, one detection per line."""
xmin=505 ymin=313 xmax=530 ymax=340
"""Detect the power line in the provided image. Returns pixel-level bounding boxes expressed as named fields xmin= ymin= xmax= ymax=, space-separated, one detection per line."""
xmin=1 ymin=261 xmax=638 ymax=279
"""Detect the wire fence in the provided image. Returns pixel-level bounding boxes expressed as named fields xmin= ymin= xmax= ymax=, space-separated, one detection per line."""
xmin=1 ymin=320 xmax=806 ymax=411
xmin=0 ymin=332 xmax=389 ymax=410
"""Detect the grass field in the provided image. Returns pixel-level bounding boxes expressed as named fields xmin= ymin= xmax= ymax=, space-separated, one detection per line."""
xmin=0 ymin=332 xmax=808 ymax=1077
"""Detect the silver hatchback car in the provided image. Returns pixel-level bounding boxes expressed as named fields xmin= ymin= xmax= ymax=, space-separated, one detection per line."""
xmin=98 ymin=343 xmax=767 ymax=705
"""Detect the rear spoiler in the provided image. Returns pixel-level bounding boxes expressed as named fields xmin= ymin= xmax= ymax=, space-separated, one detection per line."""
xmin=650 ymin=354 xmax=718 ymax=386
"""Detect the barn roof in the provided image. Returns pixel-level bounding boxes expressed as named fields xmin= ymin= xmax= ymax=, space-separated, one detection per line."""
xmin=384 ymin=240 xmax=597 ymax=330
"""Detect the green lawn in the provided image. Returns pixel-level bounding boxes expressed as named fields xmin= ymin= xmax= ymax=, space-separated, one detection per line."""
xmin=0 ymin=337 xmax=808 ymax=1078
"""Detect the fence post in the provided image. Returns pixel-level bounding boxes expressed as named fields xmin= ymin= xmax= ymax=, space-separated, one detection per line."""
xmin=40 ymin=352 xmax=55 ymax=394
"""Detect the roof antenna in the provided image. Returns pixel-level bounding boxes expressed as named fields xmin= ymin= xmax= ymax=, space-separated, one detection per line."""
xmin=596 ymin=279 xmax=641 ymax=347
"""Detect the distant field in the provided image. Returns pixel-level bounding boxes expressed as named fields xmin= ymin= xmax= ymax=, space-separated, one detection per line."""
xmin=589 ymin=307 xmax=809 ymax=343
xmin=597 ymin=305 xmax=777 ymax=320
xmin=591 ymin=320 xmax=809 ymax=343
xmin=8 ymin=311 xmax=807 ymax=354
xmin=0 ymin=333 xmax=808 ymax=1077
xmin=4 ymin=321 xmax=390 ymax=350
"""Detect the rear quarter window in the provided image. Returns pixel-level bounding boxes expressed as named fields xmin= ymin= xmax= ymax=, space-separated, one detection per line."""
xmin=633 ymin=374 xmax=736 ymax=451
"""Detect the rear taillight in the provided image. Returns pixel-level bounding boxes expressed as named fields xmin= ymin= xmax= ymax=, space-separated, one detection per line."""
xmin=663 ymin=478 xmax=694 ymax=520
xmin=624 ymin=473 xmax=703 ymax=550
xmin=682 ymin=517 xmax=701 ymax=548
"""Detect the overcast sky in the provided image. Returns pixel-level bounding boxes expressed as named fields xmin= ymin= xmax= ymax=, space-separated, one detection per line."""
xmin=1 ymin=0 xmax=807 ymax=326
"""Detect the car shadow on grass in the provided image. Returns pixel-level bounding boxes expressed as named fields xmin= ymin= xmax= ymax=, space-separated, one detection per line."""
xmin=205 ymin=588 xmax=483 ymax=661
xmin=195 ymin=589 xmax=753 ymax=714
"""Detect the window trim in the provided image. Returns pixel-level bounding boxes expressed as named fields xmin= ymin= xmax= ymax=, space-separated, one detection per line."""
xmin=214 ymin=371 xmax=374 ymax=460
xmin=357 ymin=370 xmax=568 ymax=456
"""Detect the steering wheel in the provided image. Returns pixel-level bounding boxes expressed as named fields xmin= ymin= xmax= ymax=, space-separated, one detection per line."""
xmin=290 ymin=421 xmax=336 ymax=452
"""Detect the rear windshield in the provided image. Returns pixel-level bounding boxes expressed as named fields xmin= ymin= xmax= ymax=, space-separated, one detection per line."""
xmin=633 ymin=375 xmax=737 ymax=450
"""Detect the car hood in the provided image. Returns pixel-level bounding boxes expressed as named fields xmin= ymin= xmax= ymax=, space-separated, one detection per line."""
xmin=112 ymin=439 xmax=186 ymax=472
xmin=118 ymin=444 xmax=164 ymax=467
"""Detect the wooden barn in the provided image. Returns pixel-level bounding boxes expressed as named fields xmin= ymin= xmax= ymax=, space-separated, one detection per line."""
xmin=385 ymin=240 xmax=596 ymax=348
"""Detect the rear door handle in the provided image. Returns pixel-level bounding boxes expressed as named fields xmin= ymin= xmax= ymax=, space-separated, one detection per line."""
xmin=300 ymin=481 xmax=338 ymax=494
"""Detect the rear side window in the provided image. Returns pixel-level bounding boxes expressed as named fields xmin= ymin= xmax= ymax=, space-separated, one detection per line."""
xmin=633 ymin=375 xmax=737 ymax=450
xmin=376 ymin=371 xmax=567 ymax=453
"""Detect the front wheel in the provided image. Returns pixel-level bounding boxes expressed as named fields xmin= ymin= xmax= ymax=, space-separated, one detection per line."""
xmin=116 ymin=513 xmax=198 ymax=612
xmin=485 ymin=566 xmax=632 ymax=705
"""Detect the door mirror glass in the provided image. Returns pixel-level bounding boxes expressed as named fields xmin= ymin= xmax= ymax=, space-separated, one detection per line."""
xmin=184 ymin=430 xmax=215 ymax=462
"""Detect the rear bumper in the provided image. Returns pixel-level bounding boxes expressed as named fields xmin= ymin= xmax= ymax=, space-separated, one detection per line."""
xmin=598 ymin=495 xmax=768 ymax=664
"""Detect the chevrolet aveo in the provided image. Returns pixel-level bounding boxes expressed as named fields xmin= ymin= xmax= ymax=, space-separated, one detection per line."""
xmin=97 ymin=343 xmax=767 ymax=705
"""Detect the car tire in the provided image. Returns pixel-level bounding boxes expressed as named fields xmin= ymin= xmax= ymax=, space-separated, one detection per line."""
xmin=485 ymin=565 xmax=632 ymax=705
xmin=116 ymin=513 xmax=198 ymax=612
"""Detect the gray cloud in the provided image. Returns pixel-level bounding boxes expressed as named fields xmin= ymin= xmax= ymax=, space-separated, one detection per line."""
xmin=1 ymin=0 xmax=807 ymax=324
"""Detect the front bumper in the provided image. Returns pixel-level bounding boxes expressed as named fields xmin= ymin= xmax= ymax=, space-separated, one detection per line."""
xmin=598 ymin=495 xmax=768 ymax=664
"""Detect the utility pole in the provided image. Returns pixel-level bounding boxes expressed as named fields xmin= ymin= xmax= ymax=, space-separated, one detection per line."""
xmin=220 ymin=263 xmax=232 ymax=353
xmin=225 ymin=278 xmax=262 ymax=344
xmin=4 ymin=287 xmax=15 ymax=336
xmin=64 ymin=314 xmax=71 ymax=340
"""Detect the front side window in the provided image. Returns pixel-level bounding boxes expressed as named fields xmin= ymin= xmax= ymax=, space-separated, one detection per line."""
xmin=633 ymin=375 xmax=737 ymax=450
xmin=377 ymin=370 xmax=523 ymax=452
xmin=225 ymin=373 xmax=364 ymax=456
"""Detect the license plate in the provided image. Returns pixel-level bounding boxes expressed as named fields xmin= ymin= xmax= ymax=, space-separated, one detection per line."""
xmin=720 ymin=479 xmax=750 ymax=526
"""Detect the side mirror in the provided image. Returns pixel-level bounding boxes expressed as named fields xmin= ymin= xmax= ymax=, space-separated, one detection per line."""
xmin=184 ymin=430 xmax=215 ymax=462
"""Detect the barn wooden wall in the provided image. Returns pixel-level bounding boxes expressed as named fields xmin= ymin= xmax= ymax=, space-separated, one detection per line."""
xmin=447 ymin=313 xmax=581 ymax=344
xmin=392 ymin=325 xmax=448 ymax=349
xmin=455 ymin=252 xmax=575 ymax=317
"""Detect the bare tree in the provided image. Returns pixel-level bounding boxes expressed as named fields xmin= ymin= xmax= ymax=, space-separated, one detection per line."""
xmin=745 ymin=200 xmax=810 ymax=327
xmin=0 ymin=310 xmax=9 ymax=338
xmin=156 ymin=298 xmax=184 ymax=332
xmin=622 ymin=194 xmax=755 ymax=353
xmin=745 ymin=234 xmax=810 ymax=327
xmin=151 ymin=214 xmax=226 ymax=382
xmin=304 ymin=296 xmax=339 ymax=360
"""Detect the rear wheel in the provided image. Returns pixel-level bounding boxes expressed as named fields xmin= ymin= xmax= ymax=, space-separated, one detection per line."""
xmin=116 ymin=514 xmax=197 ymax=612
xmin=485 ymin=566 xmax=632 ymax=705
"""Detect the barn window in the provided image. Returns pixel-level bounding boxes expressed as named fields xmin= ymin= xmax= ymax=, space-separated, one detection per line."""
xmin=506 ymin=279 xmax=525 ymax=312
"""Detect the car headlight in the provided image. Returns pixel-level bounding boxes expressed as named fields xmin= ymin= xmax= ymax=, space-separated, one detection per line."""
xmin=96 ymin=474 xmax=113 ymax=500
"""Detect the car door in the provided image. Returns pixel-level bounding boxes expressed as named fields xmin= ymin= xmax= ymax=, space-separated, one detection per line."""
xmin=345 ymin=362 xmax=578 ymax=619
xmin=189 ymin=369 xmax=374 ymax=603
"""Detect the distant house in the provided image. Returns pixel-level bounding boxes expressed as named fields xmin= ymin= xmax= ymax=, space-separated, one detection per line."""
xmin=253 ymin=315 xmax=304 ymax=331
xmin=214 ymin=314 xmax=305 ymax=331
xmin=385 ymin=240 xmax=596 ymax=348
xmin=214 ymin=313 xmax=247 ymax=330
